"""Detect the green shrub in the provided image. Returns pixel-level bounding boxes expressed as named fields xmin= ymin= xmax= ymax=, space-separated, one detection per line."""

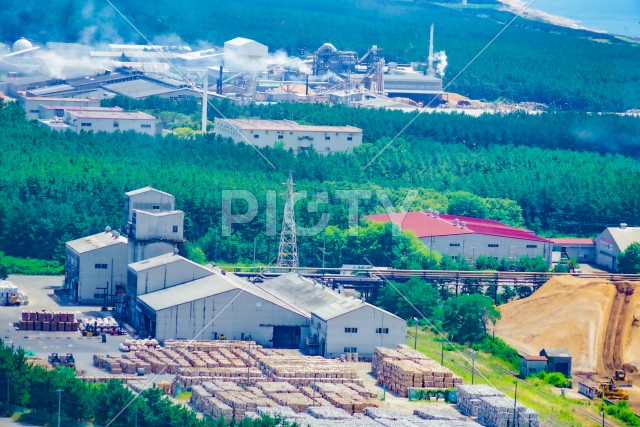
xmin=475 ymin=337 xmax=519 ymax=371
xmin=0 ymin=252 xmax=63 ymax=276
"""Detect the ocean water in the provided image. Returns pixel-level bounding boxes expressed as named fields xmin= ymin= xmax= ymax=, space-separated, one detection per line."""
xmin=531 ymin=0 xmax=640 ymax=38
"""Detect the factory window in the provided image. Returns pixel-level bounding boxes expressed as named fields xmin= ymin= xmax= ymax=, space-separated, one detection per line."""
xmin=170 ymin=96 xmax=178 ymax=101
xmin=344 ymin=327 xmax=358 ymax=333
xmin=449 ymin=243 xmax=461 ymax=247
xmin=277 ymin=135 xmax=284 ymax=140
xmin=81 ymin=122 xmax=92 ymax=127
xmin=113 ymin=121 xmax=119 ymax=128
xmin=488 ymin=244 xmax=499 ymax=248
xmin=94 ymin=293 xmax=106 ymax=299
xmin=376 ymin=328 xmax=389 ymax=334
xmin=172 ymin=226 xmax=178 ymax=233
xmin=54 ymin=109 xmax=64 ymax=116
xmin=152 ymin=205 xmax=160 ymax=210
xmin=141 ymin=124 xmax=151 ymax=128
xmin=344 ymin=347 xmax=357 ymax=353
xmin=94 ymin=263 xmax=108 ymax=269
xmin=253 ymin=134 xmax=260 ymax=139
xmin=347 ymin=136 xmax=353 ymax=141
xmin=526 ymin=244 xmax=538 ymax=248
xmin=325 ymin=136 xmax=331 ymax=141
xmin=29 ymin=109 xmax=39 ymax=113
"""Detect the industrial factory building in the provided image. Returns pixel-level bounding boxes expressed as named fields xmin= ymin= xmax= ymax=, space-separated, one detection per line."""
xmin=50 ymin=110 xmax=159 ymax=135
xmin=20 ymin=95 xmax=101 ymax=120
xmin=223 ymin=37 xmax=269 ymax=71
xmin=213 ymin=118 xmax=363 ymax=154
xmin=65 ymin=229 xmax=128 ymax=305
xmin=133 ymin=267 xmax=405 ymax=357
xmin=594 ymin=223 xmax=640 ymax=271
xmin=366 ymin=211 xmax=551 ymax=264
xmin=64 ymin=186 xmax=184 ymax=305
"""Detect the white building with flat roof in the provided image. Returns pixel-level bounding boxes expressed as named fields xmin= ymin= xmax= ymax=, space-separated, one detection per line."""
xmin=19 ymin=95 xmax=100 ymax=120
xmin=65 ymin=229 xmax=128 ymax=305
xmin=214 ymin=118 xmax=363 ymax=154
xmin=63 ymin=110 xmax=158 ymax=135
xmin=224 ymin=37 xmax=268 ymax=71
xmin=595 ymin=223 xmax=640 ymax=271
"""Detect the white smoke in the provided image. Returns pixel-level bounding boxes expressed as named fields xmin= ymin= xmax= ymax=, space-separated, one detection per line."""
xmin=269 ymin=50 xmax=312 ymax=75
xmin=34 ymin=48 xmax=114 ymax=79
xmin=433 ymin=50 xmax=447 ymax=78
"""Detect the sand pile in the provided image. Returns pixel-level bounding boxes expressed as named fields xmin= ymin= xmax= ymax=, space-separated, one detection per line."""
xmin=495 ymin=276 xmax=640 ymax=373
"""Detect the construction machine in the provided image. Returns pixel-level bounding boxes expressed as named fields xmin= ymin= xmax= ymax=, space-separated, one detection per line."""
xmin=614 ymin=370 xmax=633 ymax=387
xmin=4 ymin=294 xmax=21 ymax=306
xmin=596 ymin=379 xmax=629 ymax=400
xmin=63 ymin=353 xmax=75 ymax=369
xmin=48 ymin=352 xmax=62 ymax=367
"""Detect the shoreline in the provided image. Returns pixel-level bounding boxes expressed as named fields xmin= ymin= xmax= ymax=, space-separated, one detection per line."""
xmin=495 ymin=0 xmax=607 ymax=35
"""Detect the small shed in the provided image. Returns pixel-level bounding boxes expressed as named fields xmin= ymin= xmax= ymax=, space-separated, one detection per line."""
xmin=519 ymin=354 xmax=548 ymax=378
xmin=540 ymin=348 xmax=572 ymax=377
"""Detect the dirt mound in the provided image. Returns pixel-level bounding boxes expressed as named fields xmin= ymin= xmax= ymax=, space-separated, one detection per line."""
xmin=495 ymin=276 xmax=640 ymax=373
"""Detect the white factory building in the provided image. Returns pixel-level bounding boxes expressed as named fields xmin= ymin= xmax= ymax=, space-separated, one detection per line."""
xmin=58 ymin=110 xmax=158 ymax=135
xmin=214 ymin=118 xmax=363 ymax=154
xmin=65 ymin=229 xmax=128 ymax=305
xmin=223 ymin=37 xmax=268 ymax=71
xmin=20 ymin=95 xmax=101 ymax=120
xmin=64 ymin=187 xmax=184 ymax=305
xmin=133 ymin=265 xmax=405 ymax=357
xmin=366 ymin=211 xmax=551 ymax=264
xmin=594 ymin=223 xmax=640 ymax=271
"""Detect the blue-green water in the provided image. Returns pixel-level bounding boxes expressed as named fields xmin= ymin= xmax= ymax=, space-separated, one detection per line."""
xmin=531 ymin=0 xmax=640 ymax=38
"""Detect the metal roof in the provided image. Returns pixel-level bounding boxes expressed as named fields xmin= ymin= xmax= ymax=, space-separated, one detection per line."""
xmin=217 ymin=118 xmax=362 ymax=133
xmin=42 ymin=106 xmax=123 ymax=112
xmin=541 ymin=348 xmax=571 ymax=358
xmin=225 ymin=37 xmax=263 ymax=47
xmin=27 ymin=84 xmax=75 ymax=96
xmin=66 ymin=110 xmax=155 ymax=120
xmin=20 ymin=96 xmax=99 ymax=102
xmin=605 ymin=226 xmax=640 ymax=252
xmin=128 ymin=253 xmax=203 ymax=273
xmin=366 ymin=212 xmax=549 ymax=243
xmin=66 ymin=231 xmax=127 ymax=254
xmin=138 ymin=270 xmax=308 ymax=317
xmin=256 ymin=273 xmax=402 ymax=322
xmin=550 ymin=238 xmax=595 ymax=246
xmin=519 ymin=354 xmax=548 ymax=362
xmin=125 ymin=186 xmax=174 ymax=197
xmin=103 ymin=79 xmax=193 ymax=99
xmin=137 ymin=273 xmax=238 ymax=311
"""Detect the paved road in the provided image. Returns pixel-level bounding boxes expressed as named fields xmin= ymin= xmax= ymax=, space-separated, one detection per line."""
xmin=1 ymin=275 xmax=127 ymax=376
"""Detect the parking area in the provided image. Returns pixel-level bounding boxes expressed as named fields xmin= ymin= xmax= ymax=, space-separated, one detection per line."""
xmin=1 ymin=275 xmax=128 ymax=376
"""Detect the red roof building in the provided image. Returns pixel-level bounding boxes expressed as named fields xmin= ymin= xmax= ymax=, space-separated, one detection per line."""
xmin=365 ymin=211 xmax=551 ymax=264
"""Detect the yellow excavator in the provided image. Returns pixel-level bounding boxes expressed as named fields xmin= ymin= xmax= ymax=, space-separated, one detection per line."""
xmin=596 ymin=377 xmax=629 ymax=400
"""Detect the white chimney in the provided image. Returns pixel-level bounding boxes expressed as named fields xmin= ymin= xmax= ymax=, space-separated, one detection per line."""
xmin=453 ymin=218 xmax=459 ymax=226
xmin=105 ymin=226 xmax=111 ymax=233
xmin=427 ymin=23 xmax=435 ymax=77
xmin=620 ymin=223 xmax=628 ymax=229
xmin=434 ymin=210 xmax=439 ymax=218
xmin=461 ymin=221 xmax=467 ymax=229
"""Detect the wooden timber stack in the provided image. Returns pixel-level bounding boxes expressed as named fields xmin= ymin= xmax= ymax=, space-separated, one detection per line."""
xmin=477 ymin=396 xmax=540 ymax=427
xmin=20 ymin=311 xmax=78 ymax=332
xmin=372 ymin=345 xmax=462 ymax=397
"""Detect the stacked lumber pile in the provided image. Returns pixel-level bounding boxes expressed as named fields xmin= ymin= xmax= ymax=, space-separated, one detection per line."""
xmin=119 ymin=339 xmax=160 ymax=352
xmin=79 ymin=317 xmax=118 ymax=334
xmin=372 ymin=345 xmax=462 ymax=397
xmin=456 ymin=385 xmax=505 ymax=417
xmin=93 ymin=354 xmax=151 ymax=375
xmin=259 ymin=354 xmax=358 ymax=386
xmin=477 ymin=396 xmax=539 ymax=427
xmin=312 ymin=382 xmax=380 ymax=414
xmin=19 ymin=311 xmax=78 ymax=332
xmin=191 ymin=381 xmax=282 ymax=420
xmin=76 ymin=375 xmax=140 ymax=384
xmin=306 ymin=406 xmax=353 ymax=420
xmin=26 ymin=356 xmax=52 ymax=370
xmin=413 ymin=406 xmax=467 ymax=421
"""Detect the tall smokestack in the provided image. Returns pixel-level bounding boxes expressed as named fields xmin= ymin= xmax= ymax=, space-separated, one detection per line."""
xmin=427 ymin=23 xmax=435 ymax=77
xmin=305 ymin=74 xmax=309 ymax=96
xmin=201 ymin=71 xmax=208 ymax=133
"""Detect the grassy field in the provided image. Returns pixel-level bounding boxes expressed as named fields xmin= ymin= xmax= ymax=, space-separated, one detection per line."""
xmin=410 ymin=329 xmax=623 ymax=427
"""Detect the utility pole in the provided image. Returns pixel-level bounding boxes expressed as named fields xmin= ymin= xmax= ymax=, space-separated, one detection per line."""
xmin=471 ymin=350 xmax=476 ymax=385
xmin=6 ymin=378 xmax=9 ymax=412
xmin=253 ymin=236 xmax=257 ymax=266
xmin=441 ymin=335 xmax=444 ymax=366
xmin=413 ymin=317 xmax=418 ymax=350
xmin=247 ymin=342 xmax=252 ymax=386
xmin=513 ymin=381 xmax=518 ymax=427
xmin=57 ymin=388 xmax=63 ymax=427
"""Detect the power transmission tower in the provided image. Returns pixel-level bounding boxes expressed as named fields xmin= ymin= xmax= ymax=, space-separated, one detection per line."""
xmin=277 ymin=172 xmax=299 ymax=268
